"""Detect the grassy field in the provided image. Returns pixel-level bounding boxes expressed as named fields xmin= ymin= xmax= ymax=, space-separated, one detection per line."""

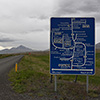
xmin=0 ymin=54 xmax=14 ymax=59
xmin=8 ymin=51 xmax=100 ymax=100
xmin=0 ymin=53 xmax=23 ymax=59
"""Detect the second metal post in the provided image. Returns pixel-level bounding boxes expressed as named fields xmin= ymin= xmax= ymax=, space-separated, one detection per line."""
xmin=86 ymin=75 xmax=89 ymax=93
xmin=55 ymin=75 xmax=57 ymax=91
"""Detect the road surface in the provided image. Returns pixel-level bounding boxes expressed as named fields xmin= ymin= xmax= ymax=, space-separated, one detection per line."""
xmin=0 ymin=55 xmax=33 ymax=100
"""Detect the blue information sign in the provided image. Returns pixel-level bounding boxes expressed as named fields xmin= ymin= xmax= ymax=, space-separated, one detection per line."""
xmin=50 ymin=17 xmax=95 ymax=75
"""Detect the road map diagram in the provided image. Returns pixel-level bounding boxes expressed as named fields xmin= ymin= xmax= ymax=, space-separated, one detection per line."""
xmin=50 ymin=18 xmax=95 ymax=75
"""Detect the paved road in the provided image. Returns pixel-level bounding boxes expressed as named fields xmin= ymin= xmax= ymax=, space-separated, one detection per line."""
xmin=0 ymin=55 xmax=33 ymax=100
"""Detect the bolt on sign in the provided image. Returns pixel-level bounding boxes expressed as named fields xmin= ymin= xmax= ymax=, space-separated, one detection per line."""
xmin=50 ymin=17 xmax=95 ymax=75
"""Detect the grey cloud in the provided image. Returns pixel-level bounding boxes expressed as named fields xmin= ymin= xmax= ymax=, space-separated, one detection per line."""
xmin=29 ymin=15 xmax=48 ymax=20
xmin=54 ymin=0 xmax=100 ymax=15
xmin=23 ymin=29 xmax=45 ymax=34
xmin=30 ymin=29 xmax=44 ymax=32
xmin=0 ymin=38 xmax=15 ymax=42
xmin=55 ymin=7 xmax=77 ymax=16
xmin=29 ymin=16 xmax=36 ymax=19
xmin=78 ymin=0 xmax=100 ymax=22
xmin=79 ymin=1 xmax=99 ymax=13
xmin=54 ymin=0 xmax=100 ymax=23
xmin=54 ymin=0 xmax=78 ymax=16
xmin=38 ymin=15 xmax=48 ymax=20
xmin=95 ymin=14 xmax=100 ymax=22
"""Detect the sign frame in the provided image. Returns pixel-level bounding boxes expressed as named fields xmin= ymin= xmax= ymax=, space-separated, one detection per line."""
xmin=50 ymin=17 xmax=95 ymax=75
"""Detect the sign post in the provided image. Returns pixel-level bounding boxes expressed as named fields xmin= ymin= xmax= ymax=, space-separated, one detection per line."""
xmin=55 ymin=75 xmax=57 ymax=92
xmin=86 ymin=75 xmax=89 ymax=93
xmin=50 ymin=17 xmax=95 ymax=92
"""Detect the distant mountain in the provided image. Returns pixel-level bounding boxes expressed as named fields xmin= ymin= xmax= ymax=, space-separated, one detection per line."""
xmin=0 ymin=45 xmax=33 ymax=54
xmin=44 ymin=49 xmax=50 ymax=51
xmin=96 ymin=42 xmax=100 ymax=49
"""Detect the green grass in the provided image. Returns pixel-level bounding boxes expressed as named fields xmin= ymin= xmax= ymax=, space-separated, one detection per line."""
xmin=0 ymin=54 xmax=14 ymax=59
xmin=0 ymin=53 xmax=22 ymax=59
xmin=8 ymin=52 xmax=100 ymax=99
xmin=9 ymin=52 xmax=50 ymax=93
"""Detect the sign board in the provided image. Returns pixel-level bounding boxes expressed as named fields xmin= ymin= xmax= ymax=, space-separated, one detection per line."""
xmin=50 ymin=17 xmax=95 ymax=75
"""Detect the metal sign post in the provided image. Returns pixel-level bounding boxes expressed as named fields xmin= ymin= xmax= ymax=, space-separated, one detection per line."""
xmin=74 ymin=75 xmax=78 ymax=83
xmin=50 ymin=75 xmax=53 ymax=83
xmin=86 ymin=75 xmax=89 ymax=93
xmin=50 ymin=17 xmax=95 ymax=92
xmin=55 ymin=75 xmax=57 ymax=91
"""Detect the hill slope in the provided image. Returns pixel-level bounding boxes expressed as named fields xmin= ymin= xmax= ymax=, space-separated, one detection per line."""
xmin=0 ymin=45 xmax=33 ymax=54
xmin=96 ymin=42 xmax=100 ymax=49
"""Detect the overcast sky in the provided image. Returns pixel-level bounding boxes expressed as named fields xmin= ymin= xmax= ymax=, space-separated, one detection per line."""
xmin=0 ymin=0 xmax=100 ymax=50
